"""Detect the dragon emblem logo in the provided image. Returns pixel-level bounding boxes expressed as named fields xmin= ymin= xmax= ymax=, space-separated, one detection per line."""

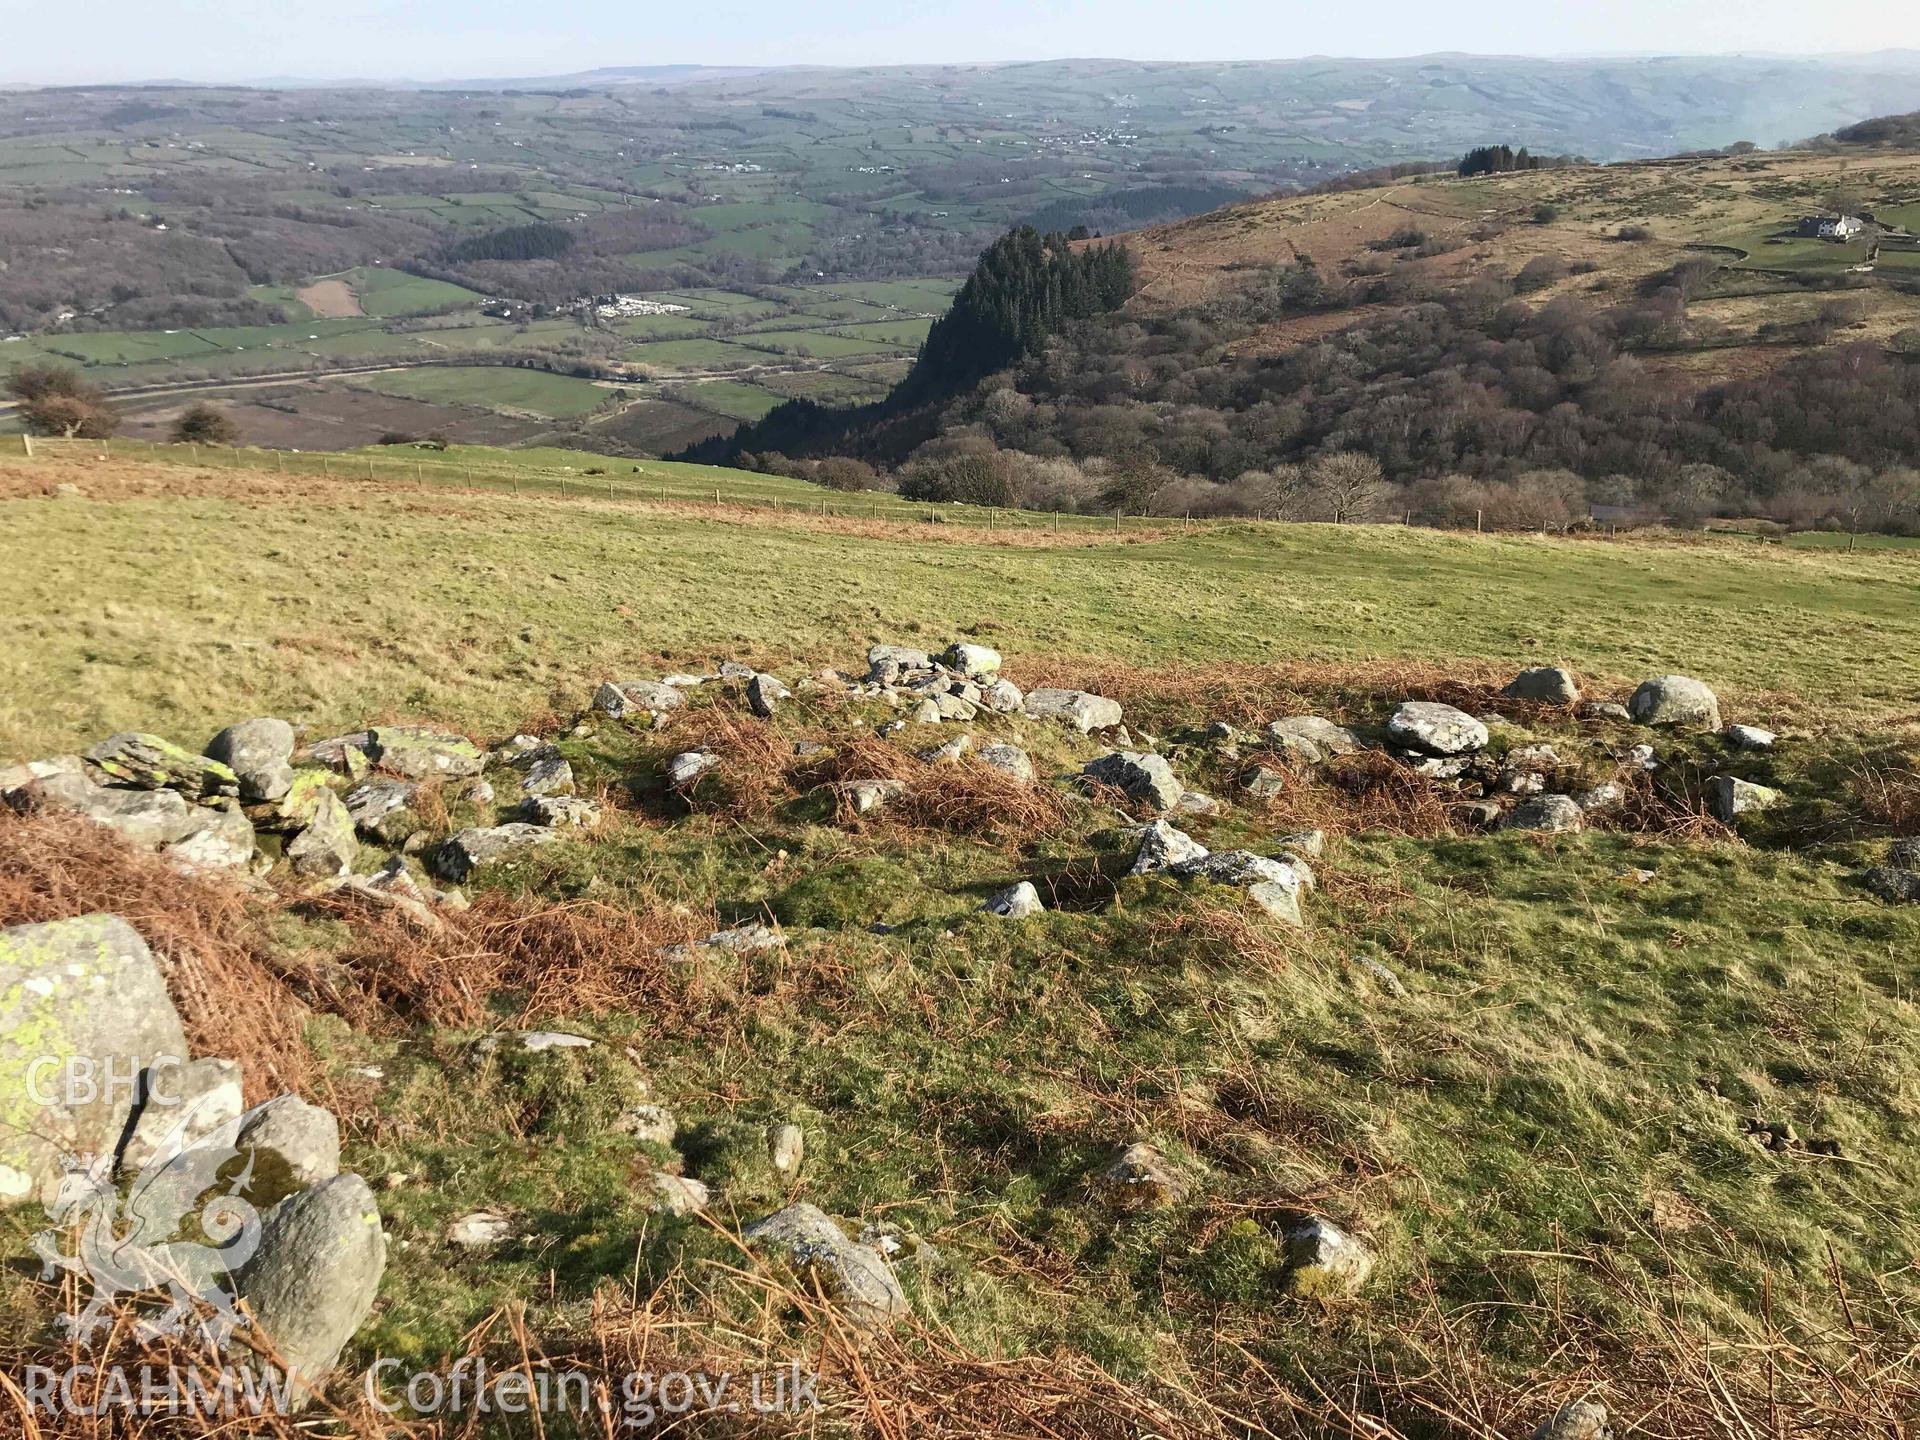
xmin=30 ymin=1093 xmax=268 ymax=1346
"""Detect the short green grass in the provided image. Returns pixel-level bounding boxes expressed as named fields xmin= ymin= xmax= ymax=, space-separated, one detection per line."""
xmin=4 ymin=454 xmax=1917 ymax=757
xmin=345 ymin=366 xmax=614 ymax=419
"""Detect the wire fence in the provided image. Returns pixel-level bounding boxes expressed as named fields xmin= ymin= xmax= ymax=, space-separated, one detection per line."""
xmin=4 ymin=433 xmax=1191 ymax=535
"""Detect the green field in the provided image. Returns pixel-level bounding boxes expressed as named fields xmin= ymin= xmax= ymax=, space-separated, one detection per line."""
xmin=4 ymin=445 xmax=1919 ymax=1433
xmin=674 ymin=378 xmax=784 ymax=420
xmin=343 ymin=266 xmax=487 ymax=318
xmin=346 ymin=366 xmax=614 ymax=418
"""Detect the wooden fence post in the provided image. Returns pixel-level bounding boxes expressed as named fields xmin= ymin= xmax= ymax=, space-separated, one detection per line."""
xmin=21 ymin=434 xmax=32 ymax=459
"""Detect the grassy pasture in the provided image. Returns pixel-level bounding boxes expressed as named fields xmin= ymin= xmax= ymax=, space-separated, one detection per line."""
xmin=345 ymin=366 xmax=614 ymax=418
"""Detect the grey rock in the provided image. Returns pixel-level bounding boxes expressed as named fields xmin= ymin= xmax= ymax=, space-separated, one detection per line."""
xmin=287 ymin=789 xmax=357 ymax=879
xmin=1532 ymin=1400 xmax=1612 ymax=1440
xmin=1282 ymin=1218 xmax=1374 ymax=1298
xmin=1355 ymin=956 xmax=1408 ymax=997
xmin=1574 ymin=781 xmax=1627 ymax=813
xmin=747 ymin=672 xmax=791 ymax=718
xmin=940 ymin=642 xmax=1002 ymax=677
xmin=237 ymin=1096 xmax=342 ymax=1190
xmin=1708 ymin=776 xmax=1782 ymax=824
xmin=343 ymin=779 xmax=419 ymax=844
xmin=1265 ymin=715 xmax=1362 ymax=757
xmin=1456 ymin=800 xmax=1504 ymax=829
xmin=1174 ymin=789 xmax=1220 ymax=816
xmin=1084 ymin=750 xmax=1184 ymax=811
xmin=1865 ymin=867 xmax=1920 ymax=904
xmin=920 ymin=733 xmax=972 ymax=765
xmin=446 ymin=1209 xmax=514 ymax=1249
xmin=1627 ymin=743 xmax=1658 ymax=771
xmin=649 ymin=1173 xmax=710 ymax=1216
xmin=1501 ymin=794 xmax=1585 ymax=834
xmin=1725 ymin=724 xmax=1777 ymax=751
xmin=1096 ymin=1142 xmax=1188 ymax=1212
xmin=1024 ymin=687 xmax=1123 ymax=733
xmin=769 ymin=1122 xmax=805 ymax=1174
xmin=1172 ymin=850 xmax=1295 ymax=887
xmin=717 ymin=660 xmax=757 ymax=681
xmin=366 ymin=726 xmax=485 ymax=780
xmin=235 ymin=1175 xmax=385 ymax=1403
xmin=663 ymin=922 xmax=784 ymax=959
xmin=1629 ymin=675 xmax=1722 ymax=730
xmin=1130 ymin=819 xmax=1209 ymax=876
xmin=930 ymin=691 xmax=978 ymax=722
xmin=206 ymin=718 xmax=296 ymax=803
xmin=429 ymin=823 xmax=557 ymax=883
xmin=117 ymin=1057 xmax=244 ymax=1176
xmin=1578 ymin=701 xmax=1632 ymax=723
xmin=1241 ymin=764 xmax=1286 ymax=800
xmin=976 ymin=743 xmax=1035 ymax=783
xmin=1505 ymin=667 xmax=1580 ymax=705
xmin=518 ymin=753 xmax=575 ymax=797
xmin=743 ymin=1203 xmax=907 ymax=1325
xmin=615 ymin=1104 xmax=678 ymax=1146
xmin=979 ymin=677 xmax=1025 ymax=713
xmin=87 ymin=733 xmax=239 ymax=798
xmin=515 ymin=795 xmax=602 ymax=829
xmin=983 ymin=881 xmax=1044 ymax=918
xmin=837 ymin=778 xmax=905 ymax=814
xmin=163 ymin=801 xmax=258 ymax=871
xmin=1499 ymin=745 xmax=1563 ymax=794
xmin=1890 ymin=837 xmax=1920 ymax=869
xmin=0 ymin=754 xmax=83 ymax=794
xmin=0 ymin=916 xmax=188 ymax=1206
xmin=304 ymin=733 xmax=372 ymax=775
xmin=1275 ymin=829 xmax=1327 ymax=861
xmin=665 ymin=750 xmax=718 ymax=788
xmin=1403 ymin=753 xmax=1473 ymax=779
xmin=1247 ymin=878 xmax=1305 ymax=924
xmin=866 ymin=644 xmax=933 ymax=685
xmin=592 ymin=680 xmax=685 ymax=721
xmin=1386 ymin=702 xmax=1488 ymax=756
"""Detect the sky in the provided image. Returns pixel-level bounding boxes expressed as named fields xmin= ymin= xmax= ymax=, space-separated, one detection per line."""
xmin=3 ymin=0 xmax=1917 ymax=86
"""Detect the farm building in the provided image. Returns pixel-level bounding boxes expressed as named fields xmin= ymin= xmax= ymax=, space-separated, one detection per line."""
xmin=1797 ymin=214 xmax=1865 ymax=240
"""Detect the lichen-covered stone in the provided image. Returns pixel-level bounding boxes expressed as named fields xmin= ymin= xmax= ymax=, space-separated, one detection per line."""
xmin=287 ymin=789 xmax=357 ymax=879
xmin=1024 ymin=687 xmax=1123 ymax=733
xmin=743 ymin=1202 xmax=906 ymax=1325
xmin=87 ymin=733 xmax=239 ymax=798
xmin=0 ymin=915 xmax=188 ymax=1205
xmin=428 ymin=823 xmax=557 ymax=883
xmin=1282 ymin=1217 xmax=1374 ymax=1298
xmin=366 ymin=727 xmax=485 ymax=780
xmin=1386 ymin=702 xmax=1488 ymax=756
xmin=592 ymin=680 xmax=684 ymax=721
xmin=1628 ymin=675 xmax=1722 ymax=730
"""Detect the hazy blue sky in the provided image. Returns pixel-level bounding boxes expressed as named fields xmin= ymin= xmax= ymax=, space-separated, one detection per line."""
xmin=4 ymin=0 xmax=1916 ymax=85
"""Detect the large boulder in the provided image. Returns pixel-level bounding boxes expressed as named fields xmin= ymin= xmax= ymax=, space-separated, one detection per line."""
xmin=9 ymin=771 xmax=202 ymax=849
xmin=592 ymin=680 xmax=685 ymax=721
xmin=747 ymin=673 xmax=791 ymax=718
xmin=1084 ymin=751 xmax=1184 ymax=811
xmin=1501 ymin=794 xmax=1585 ymax=834
xmin=342 ymin=779 xmax=420 ymax=844
xmin=940 ymin=642 xmax=1002 ymax=678
xmin=1265 ymin=715 xmax=1363 ymax=759
xmin=866 ymin=645 xmax=933 ymax=685
xmin=1023 ymin=688 xmax=1123 ymax=733
xmin=0 ymin=915 xmax=188 ymax=1205
xmin=1504 ymin=667 xmax=1580 ymax=705
xmin=366 ymin=726 xmax=484 ymax=780
xmin=975 ymin=743 xmax=1035 ymax=784
xmin=1130 ymin=819 xmax=1209 ymax=876
xmin=163 ymin=801 xmax=258 ymax=871
xmin=235 ymin=1174 xmax=387 ymax=1404
xmin=1386 ymin=702 xmax=1488 ymax=756
xmin=429 ymin=824 xmax=557 ymax=883
xmin=286 ymin=790 xmax=357 ymax=879
xmin=1172 ymin=851 xmax=1307 ymax=925
xmin=117 ymin=1056 xmax=244 ymax=1175
xmin=743 ymin=1203 xmax=907 ymax=1326
xmin=237 ymin=1095 xmax=342 ymax=1190
xmin=1864 ymin=867 xmax=1920 ymax=904
xmin=1708 ymin=776 xmax=1782 ymax=825
xmin=87 ymin=733 xmax=239 ymax=799
xmin=516 ymin=750 xmax=575 ymax=798
xmin=1282 ymin=1217 xmax=1375 ymax=1298
xmin=205 ymin=719 xmax=297 ymax=803
xmin=1628 ymin=675 xmax=1722 ymax=730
